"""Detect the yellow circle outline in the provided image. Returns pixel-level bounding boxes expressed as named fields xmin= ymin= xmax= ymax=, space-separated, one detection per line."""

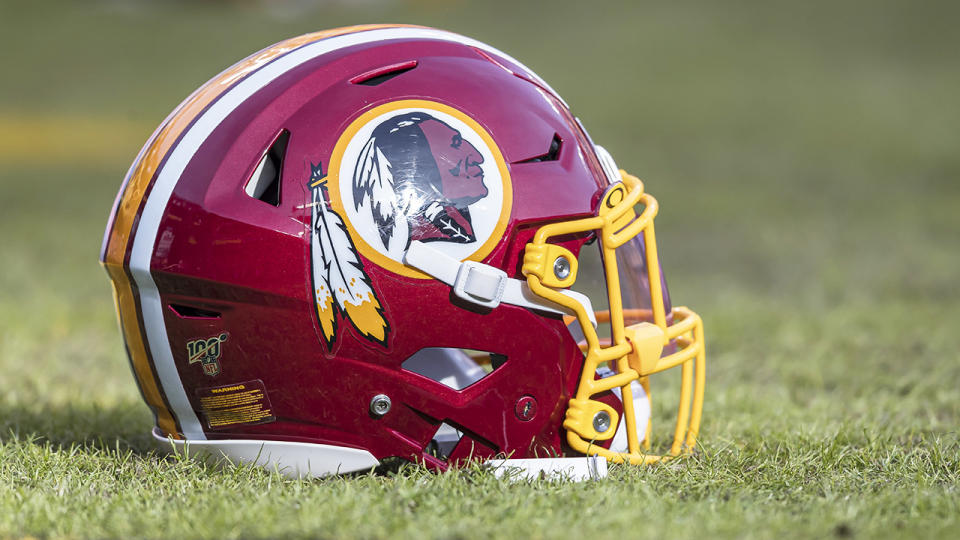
xmin=327 ymin=99 xmax=513 ymax=279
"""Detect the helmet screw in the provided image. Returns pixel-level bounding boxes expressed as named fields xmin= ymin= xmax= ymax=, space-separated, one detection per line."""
xmin=553 ymin=256 xmax=571 ymax=280
xmin=592 ymin=410 xmax=611 ymax=434
xmin=369 ymin=394 xmax=392 ymax=417
xmin=514 ymin=395 xmax=538 ymax=421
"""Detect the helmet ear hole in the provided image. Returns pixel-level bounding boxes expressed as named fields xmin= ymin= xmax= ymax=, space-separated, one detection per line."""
xmin=402 ymin=347 xmax=507 ymax=390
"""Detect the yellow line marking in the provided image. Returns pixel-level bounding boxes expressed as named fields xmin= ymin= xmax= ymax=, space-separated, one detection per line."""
xmin=0 ymin=112 xmax=152 ymax=166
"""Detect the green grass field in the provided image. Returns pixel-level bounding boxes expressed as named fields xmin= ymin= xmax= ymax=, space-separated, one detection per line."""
xmin=2 ymin=1 xmax=958 ymax=538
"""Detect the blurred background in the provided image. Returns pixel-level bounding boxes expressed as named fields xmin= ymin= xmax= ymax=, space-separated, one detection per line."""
xmin=1 ymin=0 xmax=958 ymax=457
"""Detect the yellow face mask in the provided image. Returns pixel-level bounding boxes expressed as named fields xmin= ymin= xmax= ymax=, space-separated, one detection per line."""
xmin=522 ymin=171 xmax=706 ymax=464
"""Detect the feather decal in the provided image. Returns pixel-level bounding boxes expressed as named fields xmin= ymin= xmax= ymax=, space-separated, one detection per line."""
xmin=352 ymin=137 xmax=399 ymax=249
xmin=310 ymin=163 xmax=389 ymax=349
xmin=311 ymin=185 xmax=338 ymax=346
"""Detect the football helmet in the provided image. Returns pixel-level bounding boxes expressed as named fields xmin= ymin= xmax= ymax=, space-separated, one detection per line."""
xmin=101 ymin=25 xmax=705 ymax=477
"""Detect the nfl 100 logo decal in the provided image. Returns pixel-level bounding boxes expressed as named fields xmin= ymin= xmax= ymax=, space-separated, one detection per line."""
xmin=186 ymin=333 xmax=229 ymax=376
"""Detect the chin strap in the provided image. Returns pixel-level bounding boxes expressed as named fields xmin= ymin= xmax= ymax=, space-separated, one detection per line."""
xmin=405 ymin=241 xmax=597 ymax=328
xmin=484 ymin=456 xmax=607 ymax=481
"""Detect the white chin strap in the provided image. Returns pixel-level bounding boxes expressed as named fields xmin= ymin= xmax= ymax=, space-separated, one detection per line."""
xmin=609 ymin=380 xmax=651 ymax=454
xmin=485 ymin=456 xmax=607 ymax=481
xmin=405 ymin=241 xmax=597 ymax=328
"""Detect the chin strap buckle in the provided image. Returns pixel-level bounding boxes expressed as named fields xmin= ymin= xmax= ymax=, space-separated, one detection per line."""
xmin=454 ymin=261 xmax=507 ymax=308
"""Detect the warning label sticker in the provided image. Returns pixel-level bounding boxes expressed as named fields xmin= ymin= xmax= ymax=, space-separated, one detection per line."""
xmin=195 ymin=379 xmax=276 ymax=430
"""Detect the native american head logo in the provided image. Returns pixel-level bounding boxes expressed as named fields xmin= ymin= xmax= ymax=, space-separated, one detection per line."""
xmin=309 ymin=100 xmax=511 ymax=350
xmin=352 ymin=112 xmax=489 ymax=251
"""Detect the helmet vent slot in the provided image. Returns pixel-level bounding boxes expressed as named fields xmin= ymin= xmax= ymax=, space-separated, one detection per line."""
xmin=350 ymin=60 xmax=418 ymax=86
xmin=168 ymin=303 xmax=221 ymax=319
xmin=426 ymin=422 xmax=463 ymax=461
xmin=513 ymin=134 xmax=562 ymax=163
xmin=402 ymin=347 xmax=506 ymax=391
xmin=244 ymin=129 xmax=289 ymax=206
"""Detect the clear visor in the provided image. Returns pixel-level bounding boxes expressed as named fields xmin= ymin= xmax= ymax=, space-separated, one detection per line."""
xmin=569 ymin=235 xmax=673 ymax=344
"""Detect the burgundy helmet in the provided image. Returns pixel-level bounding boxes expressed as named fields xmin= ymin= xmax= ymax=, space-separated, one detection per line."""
xmin=101 ymin=25 xmax=705 ymax=478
